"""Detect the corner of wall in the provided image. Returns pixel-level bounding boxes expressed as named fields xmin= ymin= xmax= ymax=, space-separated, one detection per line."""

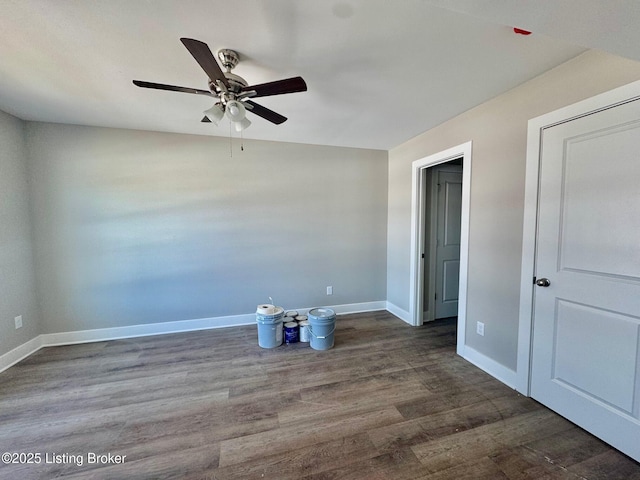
xmin=0 ymin=112 xmax=43 ymax=359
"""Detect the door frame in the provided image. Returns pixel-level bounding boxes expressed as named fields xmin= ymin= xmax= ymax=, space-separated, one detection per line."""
xmin=517 ymin=79 xmax=640 ymax=395
xmin=424 ymin=168 xmax=439 ymax=323
xmin=409 ymin=141 xmax=472 ymax=353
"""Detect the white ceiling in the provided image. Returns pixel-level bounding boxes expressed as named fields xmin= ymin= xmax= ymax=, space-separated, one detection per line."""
xmin=0 ymin=1 xmax=636 ymax=150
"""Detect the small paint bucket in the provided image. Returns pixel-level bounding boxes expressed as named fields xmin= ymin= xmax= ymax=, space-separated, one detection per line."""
xmin=298 ymin=320 xmax=311 ymax=342
xmin=284 ymin=321 xmax=299 ymax=344
xmin=285 ymin=310 xmax=298 ymax=318
xmin=295 ymin=315 xmax=308 ymax=323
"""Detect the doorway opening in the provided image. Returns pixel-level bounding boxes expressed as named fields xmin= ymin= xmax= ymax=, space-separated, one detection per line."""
xmin=409 ymin=141 xmax=472 ymax=355
xmin=421 ymin=160 xmax=463 ymax=324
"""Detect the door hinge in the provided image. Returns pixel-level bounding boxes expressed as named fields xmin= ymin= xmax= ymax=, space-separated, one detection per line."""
xmin=434 ymin=292 xmax=437 ymax=301
xmin=533 ymin=276 xmax=537 ymax=284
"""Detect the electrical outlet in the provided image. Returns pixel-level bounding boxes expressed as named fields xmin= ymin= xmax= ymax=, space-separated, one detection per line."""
xmin=15 ymin=315 xmax=23 ymax=329
xmin=476 ymin=321 xmax=484 ymax=336
xmin=326 ymin=286 xmax=333 ymax=295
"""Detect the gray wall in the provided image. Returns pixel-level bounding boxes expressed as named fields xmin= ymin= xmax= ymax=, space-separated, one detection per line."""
xmin=8 ymin=48 xmax=640 ymax=376
xmin=387 ymin=50 xmax=640 ymax=371
xmin=0 ymin=110 xmax=41 ymax=356
xmin=25 ymin=123 xmax=388 ymax=334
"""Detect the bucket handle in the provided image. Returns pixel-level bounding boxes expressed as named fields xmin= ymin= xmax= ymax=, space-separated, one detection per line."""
xmin=308 ymin=325 xmax=336 ymax=339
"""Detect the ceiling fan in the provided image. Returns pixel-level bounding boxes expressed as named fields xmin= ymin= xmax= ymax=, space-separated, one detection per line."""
xmin=133 ymin=38 xmax=307 ymax=131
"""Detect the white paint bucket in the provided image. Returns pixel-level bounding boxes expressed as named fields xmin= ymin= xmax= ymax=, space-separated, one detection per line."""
xmin=308 ymin=308 xmax=336 ymax=350
xmin=256 ymin=305 xmax=284 ymax=348
xmin=298 ymin=320 xmax=311 ymax=342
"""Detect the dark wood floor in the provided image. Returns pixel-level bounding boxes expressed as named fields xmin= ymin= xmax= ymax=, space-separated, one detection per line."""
xmin=1 ymin=311 xmax=639 ymax=479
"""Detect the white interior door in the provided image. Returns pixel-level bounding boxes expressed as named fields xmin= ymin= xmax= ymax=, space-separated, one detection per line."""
xmin=435 ymin=168 xmax=462 ymax=319
xmin=531 ymin=97 xmax=640 ymax=461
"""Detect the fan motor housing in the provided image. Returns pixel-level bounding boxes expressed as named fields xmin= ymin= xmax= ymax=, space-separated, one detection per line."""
xmin=209 ymin=49 xmax=247 ymax=96
xmin=209 ymin=73 xmax=247 ymax=96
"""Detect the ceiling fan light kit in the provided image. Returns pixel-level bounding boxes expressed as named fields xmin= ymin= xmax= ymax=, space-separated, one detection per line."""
xmin=133 ymin=38 xmax=307 ymax=131
xmin=203 ymin=104 xmax=225 ymax=125
xmin=235 ymin=117 xmax=251 ymax=132
xmin=225 ymin=100 xmax=246 ymax=122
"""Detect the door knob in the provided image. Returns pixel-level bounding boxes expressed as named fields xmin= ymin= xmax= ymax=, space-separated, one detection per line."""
xmin=536 ymin=278 xmax=551 ymax=287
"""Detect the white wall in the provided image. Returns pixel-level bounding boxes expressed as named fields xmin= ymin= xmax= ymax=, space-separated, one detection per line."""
xmin=0 ymin=110 xmax=41 ymax=356
xmin=387 ymin=50 xmax=640 ymax=371
xmin=25 ymin=123 xmax=388 ymax=334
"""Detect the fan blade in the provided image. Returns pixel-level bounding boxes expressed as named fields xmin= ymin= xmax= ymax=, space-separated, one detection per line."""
xmin=245 ymin=100 xmax=287 ymax=124
xmin=201 ymin=116 xmax=211 ymax=123
xmin=133 ymin=80 xmax=214 ymax=97
xmin=242 ymin=76 xmax=307 ymax=98
xmin=180 ymin=38 xmax=229 ymax=88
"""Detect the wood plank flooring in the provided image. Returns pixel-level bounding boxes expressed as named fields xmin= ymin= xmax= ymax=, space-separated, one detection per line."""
xmin=1 ymin=311 xmax=639 ymax=479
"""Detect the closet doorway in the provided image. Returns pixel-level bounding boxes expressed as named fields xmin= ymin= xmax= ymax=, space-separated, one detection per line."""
xmin=409 ymin=141 xmax=471 ymax=353
xmin=422 ymin=161 xmax=463 ymax=323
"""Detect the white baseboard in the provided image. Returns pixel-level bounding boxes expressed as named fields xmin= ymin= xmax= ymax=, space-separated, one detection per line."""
xmin=459 ymin=345 xmax=518 ymax=390
xmin=0 ymin=336 xmax=44 ymax=374
xmin=0 ymin=301 xmax=387 ymax=373
xmin=39 ymin=301 xmax=389 ymax=347
xmin=286 ymin=300 xmax=386 ymax=317
xmin=385 ymin=301 xmax=411 ymax=324
xmin=331 ymin=301 xmax=387 ymax=315
xmin=39 ymin=312 xmax=257 ymax=347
